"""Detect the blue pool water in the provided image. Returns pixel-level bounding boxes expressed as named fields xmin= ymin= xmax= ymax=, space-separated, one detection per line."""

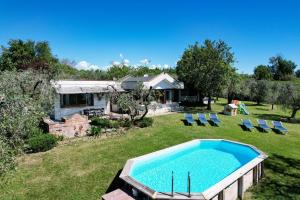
xmin=130 ymin=140 xmax=259 ymax=193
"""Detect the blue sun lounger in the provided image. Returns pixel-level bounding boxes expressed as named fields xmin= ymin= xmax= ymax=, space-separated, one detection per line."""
xmin=197 ymin=113 xmax=208 ymax=125
xmin=184 ymin=113 xmax=195 ymax=125
xmin=257 ymin=119 xmax=270 ymax=132
xmin=209 ymin=113 xmax=221 ymax=126
xmin=242 ymin=119 xmax=254 ymax=131
xmin=272 ymin=121 xmax=288 ymax=134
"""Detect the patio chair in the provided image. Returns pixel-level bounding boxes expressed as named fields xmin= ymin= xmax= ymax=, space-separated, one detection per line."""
xmin=184 ymin=113 xmax=195 ymax=125
xmin=272 ymin=121 xmax=288 ymax=134
xmin=197 ymin=113 xmax=208 ymax=125
xmin=257 ymin=119 xmax=270 ymax=132
xmin=241 ymin=119 xmax=254 ymax=131
xmin=209 ymin=113 xmax=221 ymax=126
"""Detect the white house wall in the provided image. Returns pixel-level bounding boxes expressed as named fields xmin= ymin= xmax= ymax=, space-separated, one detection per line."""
xmin=53 ymin=94 xmax=110 ymax=120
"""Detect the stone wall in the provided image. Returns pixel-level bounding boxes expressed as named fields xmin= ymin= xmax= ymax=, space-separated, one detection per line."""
xmin=43 ymin=114 xmax=90 ymax=138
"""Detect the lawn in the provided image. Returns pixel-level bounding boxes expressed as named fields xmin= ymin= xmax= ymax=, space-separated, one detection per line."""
xmin=0 ymin=99 xmax=299 ymax=200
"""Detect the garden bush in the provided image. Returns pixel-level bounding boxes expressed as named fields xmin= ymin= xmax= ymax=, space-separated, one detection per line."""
xmin=89 ymin=126 xmax=102 ymax=137
xmin=0 ymin=139 xmax=15 ymax=176
xmin=90 ymin=117 xmax=111 ymax=128
xmin=26 ymin=134 xmax=58 ymax=153
xmin=120 ymin=119 xmax=132 ymax=128
xmin=109 ymin=120 xmax=120 ymax=129
xmin=135 ymin=117 xmax=154 ymax=128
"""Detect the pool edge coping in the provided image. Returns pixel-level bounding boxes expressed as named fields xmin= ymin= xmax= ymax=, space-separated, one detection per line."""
xmin=120 ymin=139 xmax=268 ymax=200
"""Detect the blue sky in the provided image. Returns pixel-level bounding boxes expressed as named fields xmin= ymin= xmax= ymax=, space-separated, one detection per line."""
xmin=0 ymin=0 xmax=299 ymax=73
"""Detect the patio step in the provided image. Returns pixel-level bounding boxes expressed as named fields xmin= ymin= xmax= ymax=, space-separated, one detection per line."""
xmin=102 ymin=189 xmax=134 ymax=200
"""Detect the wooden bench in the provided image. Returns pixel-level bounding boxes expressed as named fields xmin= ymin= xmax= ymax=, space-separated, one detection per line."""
xmin=102 ymin=189 xmax=134 ymax=200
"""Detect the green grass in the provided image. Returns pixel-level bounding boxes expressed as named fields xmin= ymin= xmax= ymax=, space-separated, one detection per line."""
xmin=1 ymin=99 xmax=299 ymax=200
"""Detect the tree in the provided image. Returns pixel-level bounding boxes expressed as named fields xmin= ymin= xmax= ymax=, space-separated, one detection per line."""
xmin=249 ymin=80 xmax=269 ymax=105
xmin=268 ymin=82 xmax=280 ymax=110
xmin=296 ymin=69 xmax=300 ymax=78
xmin=253 ymin=65 xmax=272 ymax=80
xmin=225 ymin=70 xmax=241 ymax=104
xmin=0 ymin=39 xmax=58 ymax=71
xmin=278 ymin=83 xmax=300 ymax=119
xmin=0 ymin=70 xmax=54 ymax=175
xmin=176 ymin=39 xmax=235 ymax=110
xmin=109 ymin=83 xmax=154 ymax=122
xmin=107 ymin=65 xmax=132 ymax=79
xmin=269 ymin=56 xmax=297 ymax=80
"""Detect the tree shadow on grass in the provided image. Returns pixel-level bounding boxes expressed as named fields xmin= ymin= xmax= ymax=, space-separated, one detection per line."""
xmin=253 ymin=113 xmax=300 ymax=124
xmin=251 ymin=154 xmax=300 ymax=199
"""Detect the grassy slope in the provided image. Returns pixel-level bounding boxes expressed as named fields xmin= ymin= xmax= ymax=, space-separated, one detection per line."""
xmin=0 ymin=99 xmax=299 ymax=200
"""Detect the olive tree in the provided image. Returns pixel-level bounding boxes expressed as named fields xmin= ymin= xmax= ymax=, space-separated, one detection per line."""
xmin=249 ymin=80 xmax=269 ymax=105
xmin=267 ymin=82 xmax=280 ymax=110
xmin=109 ymin=82 xmax=154 ymax=122
xmin=278 ymin=83 xmax=300 ymax=119
xmin=0 ymin=70 xmax=54 ymax=175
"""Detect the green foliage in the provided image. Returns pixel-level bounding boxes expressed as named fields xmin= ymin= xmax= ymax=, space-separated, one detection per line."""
xmin=295 ymin=69 xmax=300 ymax=78
xmin=0 ymin=70 xmax=54 ymax=148
xmin=176 ymin=39 xmax=235 ymax=110
xmin=90 ymin=117 xmax=111 ymax=128
xmin=254 ymin=65 xmax=273 ymax=80
xmin=119 ymin=119 xmax=132 ymax=128
xmin=249 ymin=80 xmax=269 ymax=105
xmin=109 ymin=120 xmax=120 ymax=129
xmin=89 ymin=126 xmax=102 ymax=137
xmin=0 ymin=39 xmax=58 ymax=71
xmin=278 ymin=83 xmax=300 ymax=118
xmin=267 ymin=82 xmax=280 ymax=110
xmin=224 ymin=70 xmax=241 ymax=103
xmin=107 ymin=65 xmax=133 ymax=79
xmin=0 ymin=138 xmax=15 ymax=176
xmin=26 ymin=134 xmax=58 ymax=153
xmin=269 ymin=55 xmax=297 ymax=80
xmin=115 ymin=82 xmax=155 ymax=121
xmin=135 ymin=117 xmax=153 ymax=128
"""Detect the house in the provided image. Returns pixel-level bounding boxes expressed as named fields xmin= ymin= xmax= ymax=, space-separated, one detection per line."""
xmin=51 ymin=73 xmax=184 ymax=120
xmin=121 ymin=73 xmax=184 ymax=115
xmin=52 ymin=80 xmax=123 ymax=120
xmin=121 ymin=73 xmax=184 ymax=103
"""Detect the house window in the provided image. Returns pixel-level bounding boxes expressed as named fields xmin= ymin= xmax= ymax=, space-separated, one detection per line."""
xmin=60 ymin=94 xmax=94 ymax=108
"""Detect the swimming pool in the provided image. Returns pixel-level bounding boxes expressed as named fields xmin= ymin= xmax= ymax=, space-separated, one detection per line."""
xmin=120 ymin=139 xmax=267 ymax=200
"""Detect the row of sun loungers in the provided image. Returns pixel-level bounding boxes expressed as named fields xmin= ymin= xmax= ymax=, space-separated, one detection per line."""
xmin=184 ymin=113 xmax=288 ymax=134
xmin=242 ymin=119 xmax=288 ymax=134
xmin=184 ymin=113 xmax=221 ymax=126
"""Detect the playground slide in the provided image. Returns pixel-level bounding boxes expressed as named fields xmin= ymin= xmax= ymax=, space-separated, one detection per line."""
xmin=239 ymin=104 xmax=249 ymax=115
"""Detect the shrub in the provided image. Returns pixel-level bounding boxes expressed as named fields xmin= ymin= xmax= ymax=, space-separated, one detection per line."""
xmin=0 ymin=139 xmax=15 ymax=176
xmin=27 ymin=134 xmax=58 ymax=153
xmin=120 ymin=119 xmax=132 ymax=128
xmin=110 ymin=120 xmax=120 ymax=129
xmin=89 ymin=126 xmax=102 ymax=137
xmin=135 ymin=117 xmax=154 ymax=128
xmin=90 ymin=117 xmax=111 ymax=128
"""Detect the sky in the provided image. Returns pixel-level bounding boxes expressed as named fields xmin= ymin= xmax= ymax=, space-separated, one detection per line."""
xmin=0 ymin=0 xmax=299 ymax=73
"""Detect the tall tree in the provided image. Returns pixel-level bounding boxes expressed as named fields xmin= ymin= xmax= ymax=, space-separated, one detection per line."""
xmin=0 ymin=39 xmax=58 ymax=71
xmin=253 ymin=65 xmax=272 ymax=80
xmin=278 ymin=83 xmax=300 ymax=119
xmin=269 ymin=55 xmax=297 ymax=80
xmin=176 ymin=40 xmax=235 ymax=110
